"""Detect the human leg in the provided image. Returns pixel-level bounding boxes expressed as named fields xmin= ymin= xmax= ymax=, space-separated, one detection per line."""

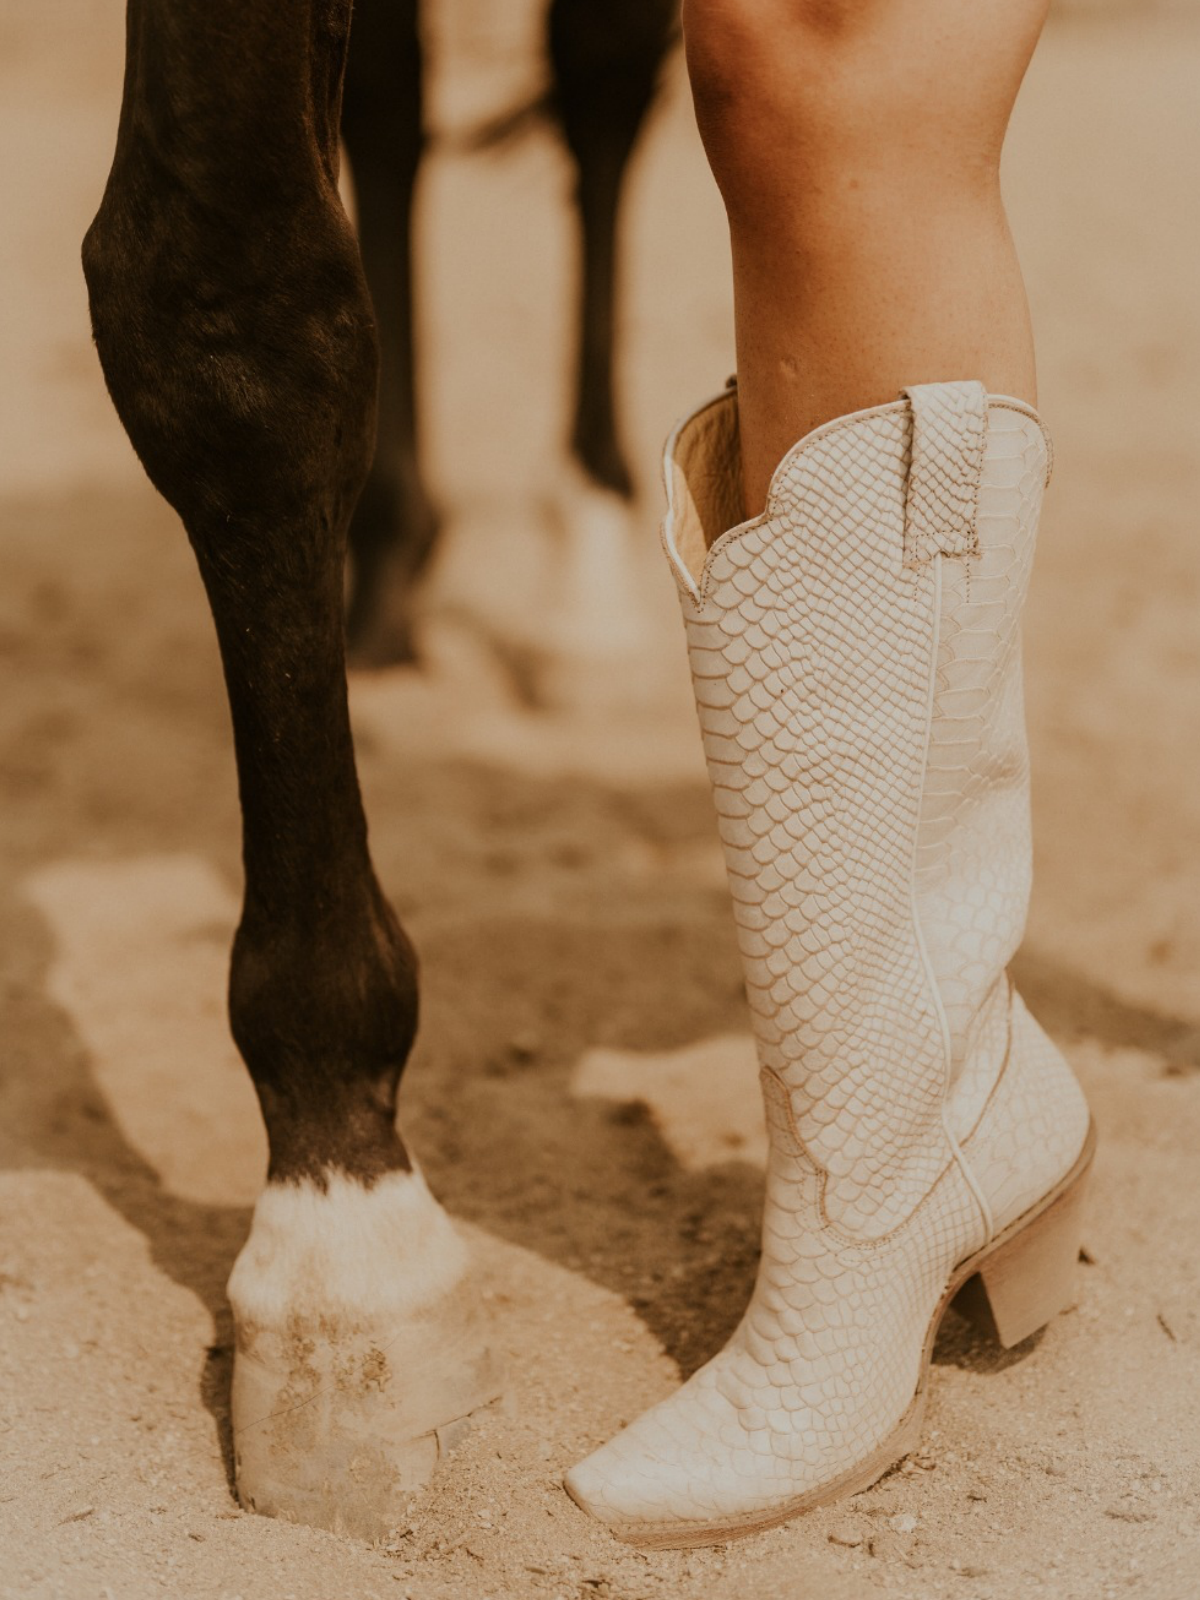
xmin=565 ymin=1 xmax=1092 ymax=1546
xmin=684 ymin=0 xmax=1049 ymax=512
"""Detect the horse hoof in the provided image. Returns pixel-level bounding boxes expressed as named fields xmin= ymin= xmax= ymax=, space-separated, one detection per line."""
xmin=515 ymin=462 xmax=665 ymax=712
xmin=227 ymin=1167 xmax=504 ymax=1539
xmin=542 ymin=465 xmax=651 ymax=649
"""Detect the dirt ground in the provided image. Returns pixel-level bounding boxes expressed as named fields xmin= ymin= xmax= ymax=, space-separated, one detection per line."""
xmin=2 ymin=3 xmax=1200 ymax=1598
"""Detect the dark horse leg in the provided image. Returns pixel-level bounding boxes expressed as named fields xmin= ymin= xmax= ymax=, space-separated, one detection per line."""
xmin=83 ymin=0 xmax=499 ymax=1537
xmin=548 ymin=0 xmax=677 ymax=498
xmin=526 ymin=0 xmax=677 ymax=681
xmin=340 ymin=1 xmax=679 ymax=677
xmin=341 ymin=0 xmax=437 ymax=668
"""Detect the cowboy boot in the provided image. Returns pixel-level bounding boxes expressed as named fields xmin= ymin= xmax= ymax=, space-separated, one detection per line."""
xmin=565 ymin=380 xmax=1094 ymax=1548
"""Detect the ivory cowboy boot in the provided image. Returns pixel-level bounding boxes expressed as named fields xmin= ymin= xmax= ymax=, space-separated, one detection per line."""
xmin=565 ymin=380 xmax=1095 ymax=1548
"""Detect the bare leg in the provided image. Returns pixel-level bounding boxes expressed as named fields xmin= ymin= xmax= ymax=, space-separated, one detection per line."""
xmin=83 ymin=0 xmax=498 ymax=1536
xmin=564 ymin=0 xmax=1091 ymax=1548
xmin=682 ymin=0 xmax=1049 ymax=513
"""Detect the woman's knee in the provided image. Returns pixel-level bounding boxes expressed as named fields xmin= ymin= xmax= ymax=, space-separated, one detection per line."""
xmin=683 ymin=0 xmax=1047 ymax=208
xmin=682 ymin=0 xmax=893 ymax=196
xmin=684 ymin=0 xmax=876 ymax=86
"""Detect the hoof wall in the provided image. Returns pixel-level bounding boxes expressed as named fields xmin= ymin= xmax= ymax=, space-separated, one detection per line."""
xmin=235 ymin=1392 xmax=502 ymax=1540
xmin=227 ymin=1169 xmax=504 ymax=1539
xmin=232 ymin=1324 xmax=504 ymax=1539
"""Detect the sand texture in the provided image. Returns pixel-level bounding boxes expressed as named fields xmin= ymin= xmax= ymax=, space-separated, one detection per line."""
xmin=1 ymin=3 xmax=1199 ymax=1597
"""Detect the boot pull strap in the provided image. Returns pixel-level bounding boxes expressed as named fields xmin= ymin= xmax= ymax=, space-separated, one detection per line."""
xmin=900 ymin=380 xmax=988 ymax=568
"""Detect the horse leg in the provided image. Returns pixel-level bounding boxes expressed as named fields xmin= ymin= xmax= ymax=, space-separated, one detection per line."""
xmin=540 ymin=0 xmax=678 ymax=674
xmin=549 ymin=0 xmax=676 ymax=496
xmin=82 ymin=0 xmax=500 ymax=1537
xmin=342 ymin=0 xmax=439 ymax=669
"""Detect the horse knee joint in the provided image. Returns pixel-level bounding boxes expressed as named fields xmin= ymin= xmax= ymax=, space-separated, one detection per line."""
xmin=83 ymin=185 xmax=377 ymax=539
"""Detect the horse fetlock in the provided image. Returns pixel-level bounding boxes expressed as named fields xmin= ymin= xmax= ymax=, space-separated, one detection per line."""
xmin=228 ymin=894 xmax=421 ymax=1183
xmin=230 ymin=891 xmax=417 ymax=1074
xmin=228 ymin=1169 xmax=504 ymax=1538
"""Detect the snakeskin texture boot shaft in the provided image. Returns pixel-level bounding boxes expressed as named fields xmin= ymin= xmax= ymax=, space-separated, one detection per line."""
xmin=565 ymin=382 xmax=1093 ymax=1547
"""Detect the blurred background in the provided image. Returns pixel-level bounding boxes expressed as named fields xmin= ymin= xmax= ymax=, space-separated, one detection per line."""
xmin=1 ymin=3 xmax=1199 ymax=1598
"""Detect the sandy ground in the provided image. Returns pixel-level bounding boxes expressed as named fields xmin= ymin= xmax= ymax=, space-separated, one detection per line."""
xmin=3 ymin=3 xmax=1200 ymax=1598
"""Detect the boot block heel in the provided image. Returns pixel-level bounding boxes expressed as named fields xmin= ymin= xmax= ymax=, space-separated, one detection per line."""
xmin=953 ymin=1133 xmax=1094 ymax=1349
